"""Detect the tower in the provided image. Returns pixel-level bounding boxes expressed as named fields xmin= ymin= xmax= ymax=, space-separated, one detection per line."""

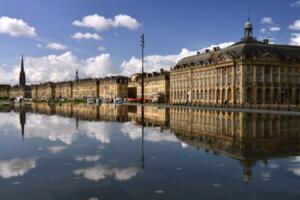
xmin=75 ymin=69 xmax=79 ymax=81
xmin=19 ymin=55 xmax=26 ymax=87
xmin=244 ymin=18 xmax=253 ymax=39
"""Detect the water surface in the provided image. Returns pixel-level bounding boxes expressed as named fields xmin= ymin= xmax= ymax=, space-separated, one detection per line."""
xmin=0 ymin=103 xmax=300 ymax=200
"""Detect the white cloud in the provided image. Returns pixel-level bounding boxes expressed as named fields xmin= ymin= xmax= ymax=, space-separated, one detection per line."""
xmin=0 ymin=158 xmax=37 ymax=178
xmin=25 ymin=114 xmax=79 ymax=145
xmin=48 ymin=145 xmax=67 ymax=154
xmin=288 ymin=157 xmax=300 ymax=176
xmin=289 ymin=20 xmax=300 ymax=30
xmin=120 ymin=42 xmax=234 ymax=76
xmin=84 ymin=53 xmax=117 ymax=78
xmin=98 ymin=46 xmax=106 ymax=52
xmin=73 ymin=164 xmax=139 ymax=181
xmin=0 ymin=42 xmax=234 ymax=85
xmin=0 ymin=16 xmax=37 ymax=37
xmin=290 ymin=0 xmax=300 ymax=7
xmin=121 ymin=122 xmax=179 ymax=143
xmin=45 ymin=42 xmax=67 ymax=50
xmin=113 ymin=14 xmax=141 ymax=30
xmin=260 ymin=17 xmax=274 ymax=25
xmin=25 ymin=52 xmax=80 ymax=84
xmin=259 ymin=17 xmax=281 ymax=40
xmin=37 ymin=43 xmax=42 ymax=48
xmin=269 ymin=26 xmax=280 ymax=32
xmin=0 ymin=65 xmax=20 ymax=85
xmin=71 ymin=32 xmax=101 ymax=40
xmin=79 ymin=121 xmax=115 ymax=144
xmin=72 ymin=14 xmax=141 ymax=32
xmin=75 ymin=155 xmax=101 ymax=162
xmin=290 ymin=33 xmax=300 ymax=45
xmin=260 ymin=28 xmax=267 ymax=34
xmin=0 ymin=51 xmax=118 ymax=85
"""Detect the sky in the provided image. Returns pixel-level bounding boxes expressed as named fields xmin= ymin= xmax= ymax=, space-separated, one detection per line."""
xmin=0 ymin=0 xmax=300 ymax=85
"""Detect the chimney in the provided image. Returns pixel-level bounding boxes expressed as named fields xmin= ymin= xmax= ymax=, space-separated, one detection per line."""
xmin=213 ymin=46 xmax=220 ymax=51
xmin=263 ymin=39 xmax=269 ymax=44
xmin=205 ymin=49 xmax=210 ymax=53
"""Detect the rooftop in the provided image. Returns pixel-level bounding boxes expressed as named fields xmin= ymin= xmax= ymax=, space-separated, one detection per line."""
xmin=174 ymin=21 xmax=300 ymax=69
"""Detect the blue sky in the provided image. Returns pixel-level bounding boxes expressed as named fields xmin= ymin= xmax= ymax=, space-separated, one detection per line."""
xmin=0 ymin=0 xmax=300 ymax=85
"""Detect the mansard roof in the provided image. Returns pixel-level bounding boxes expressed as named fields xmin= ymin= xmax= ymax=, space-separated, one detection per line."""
xmin=174 ymin=39 xmax=300 ymax=69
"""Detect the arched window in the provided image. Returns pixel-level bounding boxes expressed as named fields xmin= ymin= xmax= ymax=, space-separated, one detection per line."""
xmin=257 ymin=88 xmax=263 ymax=104
xmin=216 ymin=89 xmax=220 ymax=104
xmin=274 ymin=88 xmax=279 ymax=104
xmin=265 ymin=88 xmax=271 ymax=104
xmin=227 ymin=88 xmax=232 ymax=103
xmin=236 ymin=88 xmax=240 ymax=103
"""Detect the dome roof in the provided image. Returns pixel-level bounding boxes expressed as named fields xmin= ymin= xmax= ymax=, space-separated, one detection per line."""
xmin=244 ymin=21 xmax=253 ymax=28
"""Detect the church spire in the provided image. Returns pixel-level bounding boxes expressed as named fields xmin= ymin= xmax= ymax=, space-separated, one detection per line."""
xmin=19 ymin=54 xmax=26 ymax=87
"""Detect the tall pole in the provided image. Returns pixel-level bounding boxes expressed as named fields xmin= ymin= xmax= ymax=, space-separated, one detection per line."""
xmin=140 ymin=34 xmax=145 ymax=105
xmin=140 ymin=34 xmax=145 ymax=170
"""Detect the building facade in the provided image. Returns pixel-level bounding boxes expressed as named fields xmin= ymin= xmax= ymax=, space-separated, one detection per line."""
xmin=73 ymin=78 xmax=99 ymax=99
xmin=170 ymin=20 xmax=300 ymax=106
xmin=99 ymin=76 xmax=128 ymax=100
xmin=0 ymin=85 xmax=10 ymax=98
xmin=55 ymin=81 xmax=73 ymax=99
xmin=31 ymin=82 xmax=55 ymax=101
xmin=128 ymin=70 xmax=170 ymax=102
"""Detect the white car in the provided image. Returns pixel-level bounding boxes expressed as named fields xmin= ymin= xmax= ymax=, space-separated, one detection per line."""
xmin=114 ymin=98 xmax=123 ymax=104
xmin=87 ymin=97 xmax=94 ymax=104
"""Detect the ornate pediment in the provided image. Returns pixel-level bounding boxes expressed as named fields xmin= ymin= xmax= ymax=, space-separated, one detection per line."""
xmin=260 ymin=51 xmax=277 ymax=59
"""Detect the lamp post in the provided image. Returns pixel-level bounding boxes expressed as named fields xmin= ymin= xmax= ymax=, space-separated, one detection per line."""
xmin=140 ymin=34 xmax=145 ymax=105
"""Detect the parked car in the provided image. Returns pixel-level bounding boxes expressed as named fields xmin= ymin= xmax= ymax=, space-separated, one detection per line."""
xmin=114 ymin=98 xmax=123 ymax=104
xmin=87 ymin=97 xmax=94 ymax=104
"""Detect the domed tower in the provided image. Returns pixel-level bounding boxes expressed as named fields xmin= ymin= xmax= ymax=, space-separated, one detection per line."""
xmin=244 ymin=18 xmax=253 ymax=39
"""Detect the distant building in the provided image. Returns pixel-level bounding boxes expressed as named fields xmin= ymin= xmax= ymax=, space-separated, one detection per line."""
xmin=129 ymin=69 xmax=170 ymax=103
xmin=73 ymin=78 xmax=99 ymax=100
xmin=99 ymin=76 xmax=128 ymax=100
xmin=31 ymin=82 xmax=55 ymax=101
xmin=0 ymin=85 xmax=10 ymax=98
xmin=54 ymin=81 xmax=73 ymax=100
xmin=170 ymin=19 xmax=300 ymax=106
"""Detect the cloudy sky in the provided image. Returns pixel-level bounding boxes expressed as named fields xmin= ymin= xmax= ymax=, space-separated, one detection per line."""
xmin=0 ymin=0 xmax=300 ymax=85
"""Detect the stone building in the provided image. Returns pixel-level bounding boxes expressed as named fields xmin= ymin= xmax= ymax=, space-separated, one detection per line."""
xmin=128 ymin=69 xmax=170 ymax=102
xmin=170 ymin=20 xmax=300 ymax=106
xmin=31 ymin=82 xmax=55 ymax=101
xmin=55 ymin=81 xmax=73 ymax=99
xmin=99 ymin=76 xmax=128 ymax=100
xmin=73 ymin=78 xmax=99 ymax=100
xmin=0 ymin=85 xmax=10 ymax=98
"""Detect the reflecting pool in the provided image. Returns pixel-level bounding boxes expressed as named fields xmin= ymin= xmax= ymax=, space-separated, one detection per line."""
xmin=1 ymin=103 xmax=300 ymax=199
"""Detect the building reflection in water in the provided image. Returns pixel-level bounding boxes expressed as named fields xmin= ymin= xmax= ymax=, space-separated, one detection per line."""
xmin=5 ymin=102 xmax=300 ymax=182
xmin=17 ymin=107 xmax=26 ymax=143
